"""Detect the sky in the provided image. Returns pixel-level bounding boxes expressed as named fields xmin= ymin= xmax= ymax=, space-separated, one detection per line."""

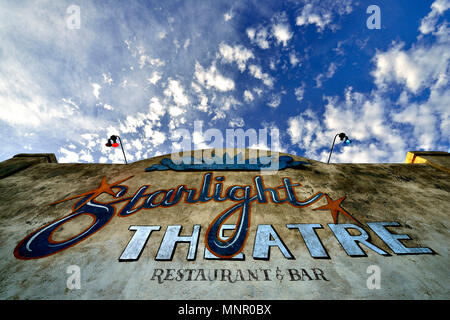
xmin=0 ymin=0 xmax=449 ymax=164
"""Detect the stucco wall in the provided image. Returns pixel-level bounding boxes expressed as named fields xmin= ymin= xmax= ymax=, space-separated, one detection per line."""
xmin=0 ymin=149 xmax=449 ymax=299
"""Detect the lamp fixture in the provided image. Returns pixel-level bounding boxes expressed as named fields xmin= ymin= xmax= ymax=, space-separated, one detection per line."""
xmin=327 ymin=132 xmax=351 ymax=164
xmin=105 ymin=135 xmax=128 ymax=164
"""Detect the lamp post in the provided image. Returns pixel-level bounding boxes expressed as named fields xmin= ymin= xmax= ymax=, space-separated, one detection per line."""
xmin=327 ymin=132 xmax=351 ymax=164
xmin=105 ymin=135 xmax=128 ymax=164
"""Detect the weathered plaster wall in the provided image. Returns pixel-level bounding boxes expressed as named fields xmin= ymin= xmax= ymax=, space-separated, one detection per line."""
xmin=0 ymin=149 xmax=448 ymax=299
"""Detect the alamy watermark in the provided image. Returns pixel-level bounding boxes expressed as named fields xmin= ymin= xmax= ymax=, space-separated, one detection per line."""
xmin=170 ymin=121 xmax=281 ymax=173
xmin=66 ymin=265 xmax=81 ymax=290
xmin=366 ymin=5 xmax=381 ymax=30
xmin=66 ymin=5 xmax=81 ymax=30
xmin=366 ymin=265 xmax=381 ymax=289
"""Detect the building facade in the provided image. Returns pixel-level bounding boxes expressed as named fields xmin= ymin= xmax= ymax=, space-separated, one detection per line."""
xmin=0 ymin=149 xmax=448 ymax=299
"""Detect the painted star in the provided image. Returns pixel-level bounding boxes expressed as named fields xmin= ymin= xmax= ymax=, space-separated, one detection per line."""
xmin=49 ymin=175 xmax=133 ymax=212
xmin=313 ymin=194 xmax=362 ymax=225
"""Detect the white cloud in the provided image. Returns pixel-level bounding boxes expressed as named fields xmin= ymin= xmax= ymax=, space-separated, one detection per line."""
xmin=218 ymin=42 xmax=254 ymax=72
xmin=295 ymin=1 xmax=353 ymax=33
xmin=196 ymin=97 xmax=209 ymax=112
xmin=149 ymin=58 xmax=165 ymax=67
xmin=372 ymin=41 xmax=449 ymax=94
xmin=248 ymin=64 xmax=274 ymax=87
xmin=152 ymin=131 xmax=166 ymax=146
xmin=0 ymin=91 xmax=73 ymax=127
xmin=106 ymin=146 xmax=130 ymax=163
xmin=62 ymin=98 xmax=80 ymax=110
xmin=191 ymin=83 xmax=210 ymax=112
xmin=269 ymin=60 xmax=277 ymax=70
xmin=141 ymin=123 xmax=166 ymax=148
xmin=392 ymin=102 xmax=437 ymax=150
xmin=99 ymin=156 xmax=108 ymax=163
xmin=192 ymin=130 xmax=205 ymax=146
xmin=148 ymin=97 xmax=166 ymax=122
xmin=102 ymin=73 xmax=113 ymax=85
xmin=326 ymin=62 xmax=337 ymax=78
xmin=294 ymin=82 xmax=306 ymax=102
xmin=248 ymin=141 xmax=270 ymax=151
xmin=288 ymin=109 xmax=322 ymax=147
xmin=243 ymin=90 xmax=254 ymax=102
xmin=137 ymin=45 xmax=166 ymax=69
xmin=287 ymin=88 xmax=409 ymax=163
xmin=224 ymin=11 xmax=233 ymax=22
xmin=246 ymin=28 xmax=255 ymax=40
xmin=59 ymin=147 xmax=80 ymax=163
xmin=194 ymin=62 xmax=235 ymax=92
xmin=331 ymin=143 xmax=390 ymax=164
xmin=229 ymin=117 xmax=245 ymax=127
xmin=119 ymin=113 xmax=148 ymax=134
xmin=92 ymin=83 xmax=101 ymax=99
xmin=0 ymin=1 xmax=246 ymax=164
xmin=255 ymin=28 xmax=270 ymax=49
xmin=80 ymin=150 xmax=94 ymax=163
xmin=248 ymin=124 xmax=285 ymax=152
xmin=289 ymin=52 xmax=300 ymax=67
xmin=315 ymin=62 xmax=338 ymax=88
xmin=132 ymin=139 xmax=143 ymax=151
xmin=173 ymin=39 xmax=180 ymax=50
xmin=296 ymin=4 xmax=332 ymax=32
xmin=392 ymin=74 xmax=450 ymax=151
xmin=272 ymin=24 xmax=292 ymax=47
xmin=253 ymin=87 xmax=263 ymax=97
xmin=164 ymin=79 xmax=190 ymax=106
xmin=267 ymin=94 xmax=281 ymax=108
xmin=134 ymin=150 xmax=142 ymax=161
xmin=372 ymin=46 xmax=421 ymax=93
xmin=314 ymin=74 xmax=324 ymax=88
xmin=148 ymin=71 xmax=162 ymax=85
xmin=139 ymin=55 xmax=149 ymax=69
xmin=169 ymin=105 xmax=185 ymax=117
xmin=105 ymin=126 xmax=119 ymax=139
xmin=220 ymin=95 xmax=242 ymax=112
xmin=419 ymin=0 xmax=450 ymax=34
xmin=211 ymin=109 xmax=227 ymax=122
xmin=247 ymin=13 xmax=293 ymax=49
xmin=183 ymin=38 xmax=190 ymax=50
xmin=246 ymin=27 xmax=270 ymax=49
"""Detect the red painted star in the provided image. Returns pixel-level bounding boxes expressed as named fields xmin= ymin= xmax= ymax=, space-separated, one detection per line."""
xmin=313 ymin=194 xmax=362 ymax=225
xmin=49 ymin=176 xmax=133 ymax=212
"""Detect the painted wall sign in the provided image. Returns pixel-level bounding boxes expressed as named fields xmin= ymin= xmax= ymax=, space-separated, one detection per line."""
xmin=145 ymin=154 xmax=311 ymax=171
xmin=14 ymin=173 xmax=433 ymax=260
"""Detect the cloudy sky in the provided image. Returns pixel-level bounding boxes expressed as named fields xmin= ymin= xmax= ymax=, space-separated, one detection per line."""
xmin=1 ymin=0 xmax=449 ymax=164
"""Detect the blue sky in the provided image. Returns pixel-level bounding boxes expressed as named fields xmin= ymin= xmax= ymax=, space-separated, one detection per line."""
xmin=0 ymin=0 xmax=449 ymax=164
